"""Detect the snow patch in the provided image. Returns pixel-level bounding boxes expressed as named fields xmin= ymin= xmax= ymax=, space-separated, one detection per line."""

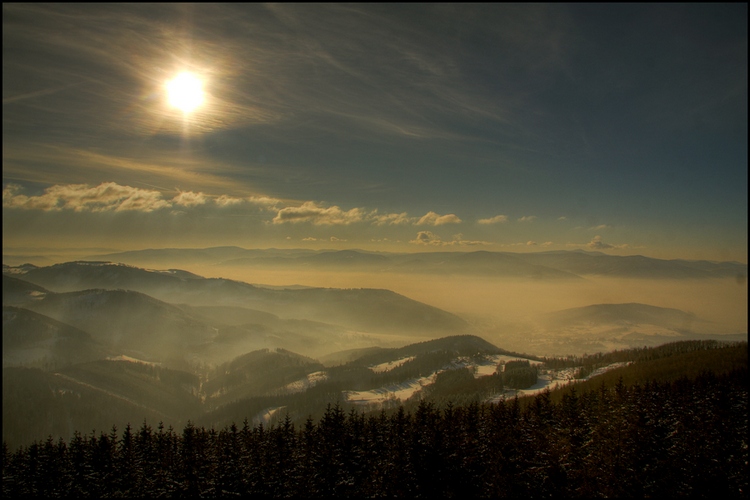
xmin=348 ymin=354 xmax=630 ymax=407
xmin=473 ymin=354 xmax=539 ymax=377
xmin=105 ymin=355 xmax=161 ymax=367
xmin=282 ymin=371 xmax=329 ymax=393
xmin=347 ymin=354 xmax=544 ymax=406
xmin=584 ymin=361 xmax=631 ymax=379
xmin=3 ymin=267 xmax=28 ymax=275
xmin=506 ymin=361 xmax=633 ymax=399
xmin=369 ymin=356 xmax=416 ymax=373
xmin=344 ymin=375 xmax=434 ymax=405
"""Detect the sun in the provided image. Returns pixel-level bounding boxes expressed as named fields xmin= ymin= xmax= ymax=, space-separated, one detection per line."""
xmin=166 ymin=72 xmax=205 ymax=113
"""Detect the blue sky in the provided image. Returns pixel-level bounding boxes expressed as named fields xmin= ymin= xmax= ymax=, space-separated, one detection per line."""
xmin=3 ymin=4 xmax=747 ymax=261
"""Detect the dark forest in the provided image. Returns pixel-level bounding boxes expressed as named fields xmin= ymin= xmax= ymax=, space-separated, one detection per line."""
xmin=4 ymin=366 xmax=747 ymax=498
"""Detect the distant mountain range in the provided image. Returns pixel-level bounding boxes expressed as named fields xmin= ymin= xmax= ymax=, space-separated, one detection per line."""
xmin=77 ymin=247 xmax=748 ymax=279
xmin=4 ymin=260 xmax=744 ymax=367
xmin=4 ymin=261 xmax=470 ymax=338
xmin=2 ymin=261 xmax=470 ymax=367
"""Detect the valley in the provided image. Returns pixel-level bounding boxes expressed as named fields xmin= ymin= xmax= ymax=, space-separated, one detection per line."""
xmin=4 ymin=4 xmax=746 ymax=495
xmin=2 ymin=252 xmax=746 ymax=450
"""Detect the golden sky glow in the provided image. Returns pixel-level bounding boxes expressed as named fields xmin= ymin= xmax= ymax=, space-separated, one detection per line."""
xmin=166 ymin=72 xmax=205 ymax=113
xmin=2 ymin=4 xmax=747 ymax=263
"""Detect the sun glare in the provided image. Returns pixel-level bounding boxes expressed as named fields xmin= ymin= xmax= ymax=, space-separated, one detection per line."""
xmin=166 ymin=72 xmax=204 ymax=113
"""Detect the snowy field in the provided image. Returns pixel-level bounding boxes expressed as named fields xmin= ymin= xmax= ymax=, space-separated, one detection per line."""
xmin=345 ymin=354 xmax=542 ymax=406
xmin=282 ymin=371 xmax=329 ymax=393
xmin=368 ymin=356 xmax=416 ymax=373
xmin=347 ymin=356 xmax=631 ymax=407
xmin=105 ymin=355 xmax=162 ymax=366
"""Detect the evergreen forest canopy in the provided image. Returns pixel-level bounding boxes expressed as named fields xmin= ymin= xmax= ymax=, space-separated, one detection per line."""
xmin=4 ymin=2 xmax=748 ymax=497
xmin=3 ymin=340 xmax=748 ymax=498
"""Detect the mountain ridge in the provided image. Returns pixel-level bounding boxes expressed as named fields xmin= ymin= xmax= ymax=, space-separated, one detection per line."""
xmin=5 ymin=261 xmax=470 ymax=337
xmin=70 ymin=247 xmax=748 ymax=279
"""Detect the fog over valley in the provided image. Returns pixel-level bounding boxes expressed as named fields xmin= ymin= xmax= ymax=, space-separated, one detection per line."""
xmin=2 ymin=4 xmax=747 ymax=495
xmin=4 ymin=247 xmax=746 ymax=358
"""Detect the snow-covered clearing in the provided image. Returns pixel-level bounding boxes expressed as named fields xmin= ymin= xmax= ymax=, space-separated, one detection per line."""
xmin=105 ymin=355 xmax=162 ymax=367
xmin=282 ymin=371 xmax=328 ymax=393
xmin=344 ymin=375 xmax=433 ymax=405
xmin=368 ymin=356 xmax=416 ymax=373
xmin=347 ymin=355 xmax=523 ymax=405
xmin=490 ymin=361 xmax=633 ymax=400
xmin=474 ymin=354 xmax=544 ymax=377
xmin=348 ymin=356 xmax=632 ymax=406
xmin=584 ymin=361 xmax=631 ymax=378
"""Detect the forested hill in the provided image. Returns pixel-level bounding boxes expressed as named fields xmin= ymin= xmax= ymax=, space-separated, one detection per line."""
xmin=3 ymin=367 xmax=746 ymax=498
xmin=3 ymin=341 xmax=747 ymax=498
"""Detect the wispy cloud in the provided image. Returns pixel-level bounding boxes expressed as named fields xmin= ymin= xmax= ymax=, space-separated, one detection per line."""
xmin=215 ymin=195 xmax=245 ymax=207
xmin=173 ymin=191 xmax=208 ymax=207
xmin=1 ymin=144 xmax=257 ymax=195
xmin=367 ymin=211 xmax=414 ymax=226
xmin=272 ymin=201 xmax=364 ymax=225
xmin=477 ymin=215 xmax=509 ymax=224
xmin=3 ymin=182 xmax=284 ymax=214
xmin=247 ymin=196 xmax=283 ymax=211
xmin=2 ymin=83 xmax=81 ymax=105
xmin=416 ymin=211 xmax=462 ymax=226
xmin=3 ymin=3 xmax=541 ymax=147
xmin=518 ymin=215 xmax=537 ymax=222
xmin=3 ymin=182 xmax=171 ymax=212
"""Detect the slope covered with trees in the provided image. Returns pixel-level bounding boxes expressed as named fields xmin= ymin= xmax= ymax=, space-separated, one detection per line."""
xmin=3 ymin=366 xmax=746 ymax=497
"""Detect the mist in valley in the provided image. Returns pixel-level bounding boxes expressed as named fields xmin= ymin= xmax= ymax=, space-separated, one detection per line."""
xmin=3 ymin=249 xmax=748 ymax=469
xmin=5 ymin=245 xmax=747 ymax=358
xmin=3 ymin=5 xmax=747 ymax=494
xmin=171 ymin=263 xmax=749 ymax=356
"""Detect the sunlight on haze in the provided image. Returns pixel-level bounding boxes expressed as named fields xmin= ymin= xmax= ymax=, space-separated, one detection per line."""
xmin=166 ymin=72 xmax=205 ymax=113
